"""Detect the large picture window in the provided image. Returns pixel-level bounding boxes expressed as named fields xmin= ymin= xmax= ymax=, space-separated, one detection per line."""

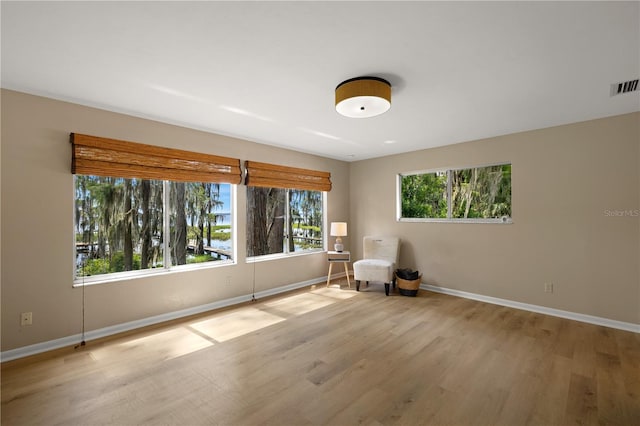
xmin=399 ymin=163 xmax=512 ymax=222
xmin=75 ymin=177 xmax=233 ymax=280
xmin=246 ymin=187 xmax=324 ymax=257
xmin=71 ymin=133 xmax=241 ymax=283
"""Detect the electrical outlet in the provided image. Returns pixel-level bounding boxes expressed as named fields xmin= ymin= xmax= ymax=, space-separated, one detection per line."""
xmin=544 ymin=283 xmax=554 ymax=293
xmin=21 ymin=312 xmax=32 ymax=326
xmin=225 ymin=276 xmax=231 ymax=285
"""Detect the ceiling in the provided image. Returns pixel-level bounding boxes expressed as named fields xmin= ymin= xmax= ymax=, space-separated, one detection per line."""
xmin=2 ymin=1 xmax=638 ymax=162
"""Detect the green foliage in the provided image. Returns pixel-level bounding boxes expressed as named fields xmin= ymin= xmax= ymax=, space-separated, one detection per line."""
xmin=80 ymin=258 xmax=110 ymax=276
xmin=75 ymin=175 xmax=229 ymax=277
xmin=401 ymin=164 xmax=511 ymax=220
xmin=79 ymin=252 xmax=144 ymax=276
xmin=451 ymin=164 xmax=511 ymax=219
xmin=110 ymin=252 xmax=141 ymax=272
xmin=210 ymin=230 xmax=231 ymax=241
xmin=401 ymin=173 xmax=447 ymax=218
xmin=188 ymin=254 xmax=215 ymax=264
xmin=186 ymin=225 xmax=231 ymax=242
xmin=295 ymin=224 xmax=321 ymax=233
xmin=186 ymin=226 xmax=199 ymax=241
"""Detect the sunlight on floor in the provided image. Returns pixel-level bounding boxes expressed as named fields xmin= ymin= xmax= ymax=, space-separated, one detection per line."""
xmin=311 ymin=286 xmax=359 ymax=300
xmin=91 ymin=327 xmax=214 ymax=363
xmin=262 ymin=292 xmax=337 ymax=316
xmin=89 ymin=286 xmax=360 ymax=364
xmin=191 ymin=286 xmax=358 ymax=342
xmin=190 ymin=308 xmax=285 ymax=342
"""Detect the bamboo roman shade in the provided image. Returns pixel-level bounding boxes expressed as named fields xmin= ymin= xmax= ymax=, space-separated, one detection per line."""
xmin=244 ymin=160 xmax=332 ymax=191
xmin=71 ymin=133 xmax=242 ymax=184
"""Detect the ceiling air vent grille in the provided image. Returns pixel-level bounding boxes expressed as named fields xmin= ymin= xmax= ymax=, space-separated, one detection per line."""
xmin=611 ymin=79 xmax=639 ymax=96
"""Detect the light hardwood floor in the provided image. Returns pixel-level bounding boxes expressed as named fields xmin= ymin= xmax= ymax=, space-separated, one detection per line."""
xmin=2 ymin=280 xmax=639 ymax=425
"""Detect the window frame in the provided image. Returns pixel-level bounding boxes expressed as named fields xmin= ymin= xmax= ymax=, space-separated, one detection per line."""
xmin=245 ymin=187 xmax=327 ymax=262
xmin=73 ymin=177 xmax=236 ymax=287
xmin=397 ymin=162 xmax=512 ymax=224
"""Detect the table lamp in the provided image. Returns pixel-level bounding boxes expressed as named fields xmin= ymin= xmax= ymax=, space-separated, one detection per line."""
xmin=330 ymin=222 xmax=347 ymax=252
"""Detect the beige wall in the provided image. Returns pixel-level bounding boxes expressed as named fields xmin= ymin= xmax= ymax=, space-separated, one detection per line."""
xmin=2 ymin=89 xmax=638 ymax=354
xmin=0 ymin=89 xmax=350 ymax=351
xmin=350 ymin=112 xmax=640 ymax=325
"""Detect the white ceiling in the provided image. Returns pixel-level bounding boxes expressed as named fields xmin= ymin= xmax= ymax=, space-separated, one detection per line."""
xmin=2 ymin=1 xmax=638 ymax=161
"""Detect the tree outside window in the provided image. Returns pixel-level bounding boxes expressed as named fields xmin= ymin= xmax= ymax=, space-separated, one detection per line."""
xmin=401 ymin=171 xmax=447 ymax=219
xmin=450 ymin=165 xmax=511 ymax=219
xmin=247 ymin=187 xmax=323 ymax=257
xmin=399 ymin=164 xmax=511 ymax=221
xmin=74 ymin=176 xmax=232 ymax=279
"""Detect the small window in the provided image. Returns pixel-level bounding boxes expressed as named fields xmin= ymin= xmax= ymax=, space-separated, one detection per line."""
xmin=399 ymin=163 xmax=511 ymax=222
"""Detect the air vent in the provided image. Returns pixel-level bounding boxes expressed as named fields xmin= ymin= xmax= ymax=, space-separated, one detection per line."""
xmin=611 ymin=79 xmax=639 ymax=96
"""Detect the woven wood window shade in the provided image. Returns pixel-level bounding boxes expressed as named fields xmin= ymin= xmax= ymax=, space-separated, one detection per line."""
xmin=245 ymin=161 xmax=331 ymax=192
xmin=71 ymin=133 xmax=242 ymax=184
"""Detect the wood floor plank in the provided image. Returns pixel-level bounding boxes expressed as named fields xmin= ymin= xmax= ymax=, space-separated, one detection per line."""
xmin=2 ymin=282 xmax=639 ymax=425
xmin=564 ymin=372 xmax=598 ymax=425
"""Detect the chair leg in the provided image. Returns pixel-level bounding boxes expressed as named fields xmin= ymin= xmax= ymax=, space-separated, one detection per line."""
xmin=384 ymin=283 xmax=390 ymax=296
xmin=356 ymin=280 xmax=360 ymax=291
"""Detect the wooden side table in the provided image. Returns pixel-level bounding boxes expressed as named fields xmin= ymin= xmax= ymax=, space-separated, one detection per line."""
xmin=326 ymin=251 xmax=351 ymax=288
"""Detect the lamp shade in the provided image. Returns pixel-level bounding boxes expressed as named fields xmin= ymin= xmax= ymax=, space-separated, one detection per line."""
xmin=330 ymin=222 xmax=347 ymax=237
xmin=335 ymin=77 xmax=391 ymax=118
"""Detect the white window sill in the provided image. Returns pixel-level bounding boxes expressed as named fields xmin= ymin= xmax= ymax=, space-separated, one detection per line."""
xmin=246 ymin=249 xmax=325 ymax=263
xmin=73 ymin=259 xmax=235 ymax=287
xmin=397 ymin=217 xmax=513 ymax=224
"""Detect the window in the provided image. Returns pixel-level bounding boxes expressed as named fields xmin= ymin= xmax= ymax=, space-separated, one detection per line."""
xmin=244 ymin=160 xmax=330 ymax=258
xmin=75 ymin=176 xmax=233 ymax=280
xmin=71 ymin=133 xmax=241 ymax=283
xmin=169 ymin=182 xmax=232 ymax=266
xmin=246 ymin=187 xmax=324 ymax=257
xmin=399 ymin=163 xmax=512 ymax=222
xmin=401 ymin=171 xmax=448 ymax=219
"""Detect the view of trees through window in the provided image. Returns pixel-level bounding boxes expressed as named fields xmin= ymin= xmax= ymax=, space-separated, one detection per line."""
xmin=400 ymin=164 xmax=511 ymax=220
xmin=74 ymin=176 xmax=232 ymax=279
xmin=401 ymin=171 xmax=448 ymax=218
xmin=246 ymin=187 xmax=323 ymax=257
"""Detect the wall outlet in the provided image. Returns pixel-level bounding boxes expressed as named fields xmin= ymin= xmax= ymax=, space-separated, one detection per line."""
xmin=544 ymin=283 xmax=554 ymax=293
xmin=225 ymin=276 xmax=231 ymax=285
xmin=20 ymin=312 xmax=32 ymax=326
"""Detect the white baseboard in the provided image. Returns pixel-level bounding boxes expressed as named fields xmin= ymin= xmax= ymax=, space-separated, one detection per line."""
xmin=421 ymin=284 xmax=640 ymax=334
xmin=1 ymin=275 xmax=328 ymax=363
xmin=7 ymin=275 xmax=631 ymax=362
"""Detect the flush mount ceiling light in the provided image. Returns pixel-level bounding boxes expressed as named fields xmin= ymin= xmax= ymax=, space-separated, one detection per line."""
xmin=335 ymin=76 xmax=391 ymax=118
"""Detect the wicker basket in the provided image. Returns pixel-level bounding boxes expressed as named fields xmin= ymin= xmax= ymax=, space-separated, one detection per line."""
xmin=396 ymin=274 xmax=422 ymax=297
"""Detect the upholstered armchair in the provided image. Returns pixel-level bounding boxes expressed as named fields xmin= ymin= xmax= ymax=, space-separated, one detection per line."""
xmin=353 ymin=236 xmax=400 ymax=296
